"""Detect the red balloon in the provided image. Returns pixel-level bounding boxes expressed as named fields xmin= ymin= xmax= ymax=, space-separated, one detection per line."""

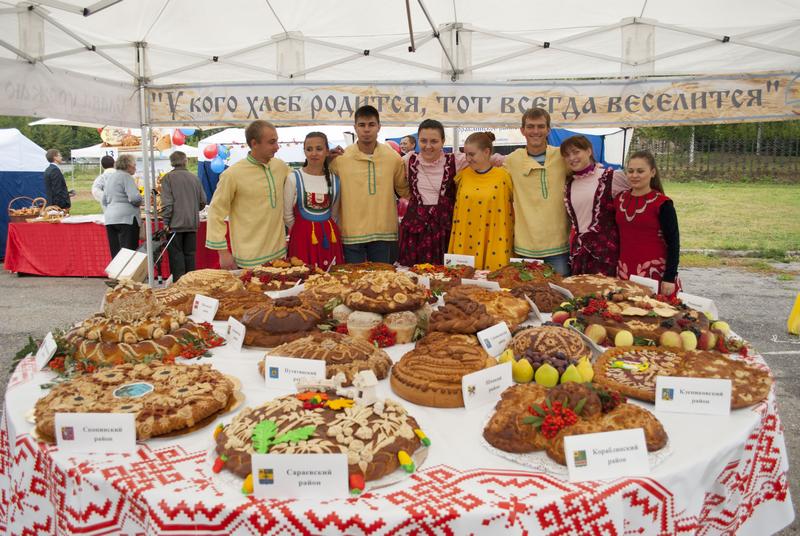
xmin=172 ymin=130 xmax=185 ymax=146
xmin=97 ymin=127 xmax=104 ymax=134
xmin=386 ymin=140 xmax=401 ymax=154
xmin=203 ymin=143 xmax=219 ymax=159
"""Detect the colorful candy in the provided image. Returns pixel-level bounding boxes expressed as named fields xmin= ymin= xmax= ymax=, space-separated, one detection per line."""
xmin=414 ymin=428 xmax=431 ymax=446
xmin=212 ymin=454 xmax=228 ymax=473
xmin=213 ymin=424 xmax=225 ymax=440
xmin=398 ymin=450 xmax=415 ymax=473
xmin=349 ymin=473 xmax=365 ymax=495
xmin=242 ymin=473 xmax=253 ymax=494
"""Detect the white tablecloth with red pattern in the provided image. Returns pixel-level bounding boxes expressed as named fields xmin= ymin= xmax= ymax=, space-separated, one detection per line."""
xmin=1 ymin=339 xmax=794 ymax=536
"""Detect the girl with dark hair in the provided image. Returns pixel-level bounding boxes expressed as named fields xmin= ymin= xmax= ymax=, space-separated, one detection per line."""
xmin=560 ymin=135 xmax=629 ymax=276
xmin=399 ymin=119 xmax=502 ymax=265
xmin=283 ymin=132 xmax=343 ymax=269
xmin=448 ymin=132 xmax=513 ymax=270
xmin=616 ymin=150 xmax=681 ymax=295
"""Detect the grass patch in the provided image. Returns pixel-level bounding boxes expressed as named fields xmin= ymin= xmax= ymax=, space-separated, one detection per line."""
xmin=681 ymin=252 xmax=800 ymax=275
xmin=665 ymin=182 xmax=800 ymax=254
xmin=778 ymin=274 xmax=795 ymax=281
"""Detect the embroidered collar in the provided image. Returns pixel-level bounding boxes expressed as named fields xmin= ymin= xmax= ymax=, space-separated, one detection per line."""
xmin=573 ymin=162 xmax=599 ymax=178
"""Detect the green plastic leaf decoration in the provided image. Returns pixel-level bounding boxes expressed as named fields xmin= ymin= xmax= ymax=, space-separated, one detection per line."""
xmin=531 ymin=404 xmax=547 ymax=417
xmin=522 ymin=416 xmax=543 ymax=427
xmin=519 ymin=271 xmax=533 ymax=282
xmin=273 ymin=425 xmax=316 ymax=446
xmin=574 ymin=398 xmax=587 ymax=415
xmin=252 ymin=420 xmax=278 ymax=453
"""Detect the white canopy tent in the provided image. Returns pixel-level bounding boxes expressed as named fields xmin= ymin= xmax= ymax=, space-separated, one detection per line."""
xmin=70 ymin=142 xmax=199 ymax=160
xmin=1 ymin=0 xmax=798 ymax=282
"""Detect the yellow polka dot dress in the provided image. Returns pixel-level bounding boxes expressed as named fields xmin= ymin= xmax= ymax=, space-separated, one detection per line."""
xmin=448 ymin=166 xmax=514 ymax=270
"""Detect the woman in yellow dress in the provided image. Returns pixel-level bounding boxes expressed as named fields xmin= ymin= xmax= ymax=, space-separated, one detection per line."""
xmin=448 ymin=132 xmax=514 ymax=270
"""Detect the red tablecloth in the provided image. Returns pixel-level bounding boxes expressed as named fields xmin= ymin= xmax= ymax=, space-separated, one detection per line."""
xmin=4 ymin=221 xmax=226 ymax=277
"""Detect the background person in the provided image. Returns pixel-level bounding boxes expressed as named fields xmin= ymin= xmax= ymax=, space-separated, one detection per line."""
xmin=91 ymin=155 xmax=115 ymax=211
xmin=616 ymin=150 xmax=681 ymax=295
xmin=205 ymin=120 xmax=289 ymax=269
xmin=43 ymin=149 xmax=71 ymax=211
xmin=102 ymin=153 xmax=142 ymax=258
xmin=330 ymin=105 xmax=408 ymax=264
xmin=160 ymin=151 xmax=207 ymax=281
xmin=284 ymin=132 xmax=343 ymax=269
xmin=502 ymin=109 xmax=569 ymax=275
xmin=561 ymin=135 xmax=629 ymax=276
xmin=399 ymin=134 xmax=417 ymax=155
xmin=448 ymin=132 xmax=513 ymax=271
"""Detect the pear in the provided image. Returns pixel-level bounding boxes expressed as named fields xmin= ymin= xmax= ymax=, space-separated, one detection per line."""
xmin=512 ymin=358 xmax=534 ymax=383
xmin=560 ymin=364 xmax=583 ymax=384
xmin=498 ymin=349 xmax=514 ymax=364
xmin=534 ymin=362 xmax=559 ymax=387
xmin=576 ymin=357 xmax=594 ymax=382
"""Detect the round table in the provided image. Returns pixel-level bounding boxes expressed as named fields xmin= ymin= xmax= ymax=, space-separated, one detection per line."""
xmin=0 ymin=324 xmax=794 ymax=535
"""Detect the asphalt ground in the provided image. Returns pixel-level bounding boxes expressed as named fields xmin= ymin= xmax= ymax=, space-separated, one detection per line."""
xmin=0 ymin=265 xmax=798 ymax=533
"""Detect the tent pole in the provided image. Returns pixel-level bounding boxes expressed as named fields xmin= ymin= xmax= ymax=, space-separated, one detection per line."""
xmin=136 ymin=42 xmax=155 ymax=286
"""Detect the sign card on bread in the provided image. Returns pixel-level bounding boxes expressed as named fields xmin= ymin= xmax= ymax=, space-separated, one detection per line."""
xmin=251 ymin=453 xmax=348 ymax=499
xmin=563 ymin=428 xmax=649 ymax=482
xmin=461 ymin=361 xmax=512 ymax=410
xmin=191 ymin=294 xmax=219 ymax=323
xmin=54 ymin=412 xmax=136 ymax=454
xmin=266 ymin=282 xmax=305 ymax=299
xmin=655 ymin=376 xmax=731 ymax=416
xmin=629 ymin=275 xmax=660 ymax=294
xmin=677 ymin=292 xmax=719 ymax=321
xmin=443 ymin=253 xmax=475 ymax=268
xmin=35 ymin=332 xmax=58 ymax=371
xmin=510 ymin=257 xmax=543 ymax=264
xmin=225 ymin=316 xmax=246 ymax=352
xmin=548 ymin=283 xmax=574 ymax=299
xmin=263 ymin=355 xmax=326 ymax=390
xmin=477 ymin=322 xmax=512 ymax=357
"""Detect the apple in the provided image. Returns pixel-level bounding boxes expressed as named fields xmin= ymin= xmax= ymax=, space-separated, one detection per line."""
xmin=584 ymin=324 xmax=607 ymax=345
xmin=659 ymin=331 xmax=682 ymax=349
xmin=698 ymin=330 xmax=718 ymax=351
xmin=679 ymin=330 xmax=698 ymax=351
xmin=711 ymin=321 xmax=730 ymax=336
xmin=551 ymin=311 xmax=571 ymax=325
xmin=614 ymin=330 xmax=634 ymax=347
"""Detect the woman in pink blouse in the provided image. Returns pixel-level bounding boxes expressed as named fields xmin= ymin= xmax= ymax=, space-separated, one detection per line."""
xmin=398 ymin=119 xmax=502 ymax=266
xmin=560 ymin=135 xmax=629 ymax=276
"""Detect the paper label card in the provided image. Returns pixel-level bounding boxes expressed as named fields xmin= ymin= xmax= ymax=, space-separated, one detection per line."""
xmin=564 ymin=428 xmax=650 ymax=482
xmin=548 ymin=283 xmax=574 ymax=299
xmin=416 ymin=275 xmax=431 ymax=289
xmin=461 ymin=362 xmax=512 ymax=410
xmin=630 ymin=275 xmax=660 ymax=294
xmin=461 ymin=278 xmax=501 ymax=291
xmin=477 ymin=322 xmax=512 ymax=357
xmin=35 ymin=332 xmax=58 ymax=371
xmin=677 ymin=292 xmax=719 ymax=321
xmin=225 ymin=316 xmax=246 ymax=352
xmin=655 ymin=376 xmax=731 ymax=416
xmin=523 ymin=295 xmax=543 ymax=323
xmin=509 ymin=257 xmax=543 ymax=264
xmin=263 ymin=355 xmax=326 ymax=390
xmin=191 ymin=294 xmax=219 ymax=323
xmin=266 ymin=282 xmax=305 ymax=299
xmin=443 ymin=254 xmax=475 ymax=268
xmin=55 ymin=412 xmax=136 ymax=454
xmin=251 ymin=453 xmax=349 ymax=499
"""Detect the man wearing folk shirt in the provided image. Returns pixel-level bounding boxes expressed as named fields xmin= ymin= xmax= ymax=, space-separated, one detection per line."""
xmin=205 ymin=120 xmax=289 ymax=269
xmin=160 ymin=151 xmax=207 ymax=281
xmin=330 ymin=105 xmax=409 ymax=263
xmin=503 ymin=108 xmax=571 ymax=275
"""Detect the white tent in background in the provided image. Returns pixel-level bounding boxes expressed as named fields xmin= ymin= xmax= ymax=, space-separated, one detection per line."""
xmin=2 ymin=0 xmax=797 ymax=283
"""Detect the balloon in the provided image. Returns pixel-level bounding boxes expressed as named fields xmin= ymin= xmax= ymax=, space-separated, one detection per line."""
xmin=172 ymin=130 xmax=185 ymax=146
xmin=97 ymin=127 xmax=104 ymax=134
xmin=210 ymin=156 xmax=226 ymax=173
xmin=218 ymin=144 xmax=230 ymax=158
xmin=180 ymin=128 xmax=196 ymax=136
xmin=386 ymin=140 xmax=401 ymax=154
xmin=203 ymin=144 xmax=219 ymax=159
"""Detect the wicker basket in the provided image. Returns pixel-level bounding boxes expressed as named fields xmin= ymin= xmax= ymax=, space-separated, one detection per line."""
xmin=7 ymin=196 xmax=46 ymax=222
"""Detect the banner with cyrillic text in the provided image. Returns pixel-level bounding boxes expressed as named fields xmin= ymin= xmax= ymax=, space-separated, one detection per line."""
xmin=146 ymin=72 xmax=800 ymax=128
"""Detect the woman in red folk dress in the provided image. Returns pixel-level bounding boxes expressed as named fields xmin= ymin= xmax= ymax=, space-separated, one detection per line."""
xmin=561 ymin=135 xmax=629 ymax=276
xmin=283 ymin=132 xmax=343 ymax=269
xmin=616 ymin=150 xmax=681 ymax=296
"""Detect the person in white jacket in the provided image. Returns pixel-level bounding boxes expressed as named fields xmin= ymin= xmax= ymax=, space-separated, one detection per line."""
xmin=91 ymin=155 xmax=116 ymax=210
